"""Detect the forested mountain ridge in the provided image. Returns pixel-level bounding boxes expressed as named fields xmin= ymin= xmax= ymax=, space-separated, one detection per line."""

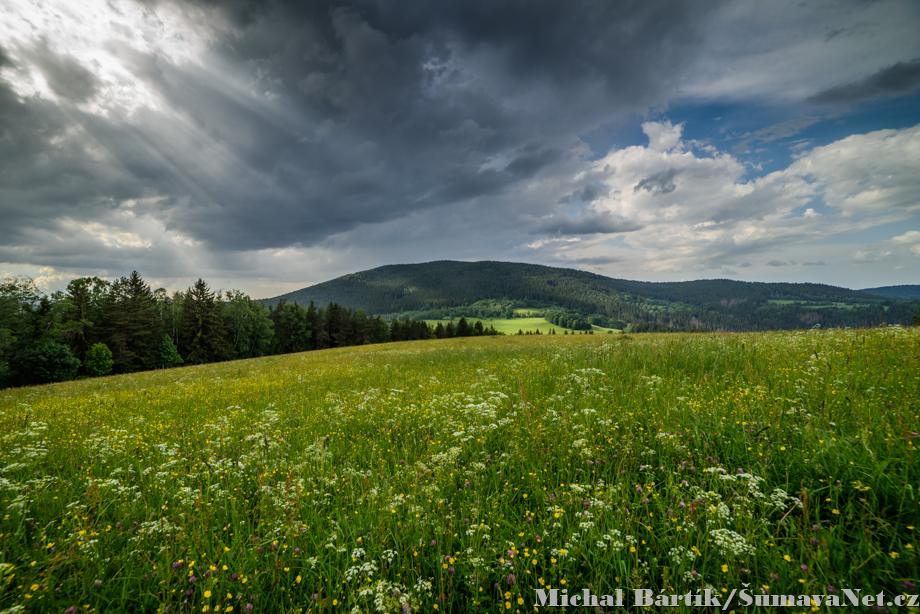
xmin=860 ymin=285 xmax=920 ymax=299
xmin=263 ymin=260 xmax=918 ymax=332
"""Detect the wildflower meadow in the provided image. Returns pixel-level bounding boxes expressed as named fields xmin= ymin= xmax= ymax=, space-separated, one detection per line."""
xmin=0 ymin=327 xmax=918 ymax=613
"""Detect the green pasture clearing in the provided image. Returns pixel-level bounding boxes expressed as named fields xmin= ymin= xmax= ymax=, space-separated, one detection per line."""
xmin=0 ymin=328 xmax=918 ymax=613
xmin=511 ymin=308 xmax=539 ymax=316
xmin=767 ymin=300 xmax=859 ymax=309
xmin=425 ymin=317 xmax=618 ymax=334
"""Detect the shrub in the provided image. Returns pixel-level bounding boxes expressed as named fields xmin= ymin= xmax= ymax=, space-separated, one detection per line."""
xmin=13 ymin=342 xmax=80 ymax=385
xmin=84 ymin=343 xmax=114 ymax=376
xmin=158 ymin=334 xmax=184 ymax=368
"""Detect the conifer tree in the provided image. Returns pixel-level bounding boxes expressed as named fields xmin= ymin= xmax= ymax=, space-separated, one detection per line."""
xmin=372 ymin=316 xmax=390 ymax=343
xmin=64 ymin=277 xmax=109 ymax=364
xmin=325 ymin=302 xmax=347 ymax=347
xmin=269 ymin=299 xmax=289 ymax=353
xmin=313 ymin=304 xmax=330 ymax=349
xmin=104 ymin=272 xmax=162 ymax=372
xmin=352 ymin=309 xmax=373 ymax=345
xmin=389 ymin=318 xmax=403 ymax=342
xmin=180 ymin=279 xmax=229 ymax=364
xmin=305 ymin=301 xmax=322 ymax=349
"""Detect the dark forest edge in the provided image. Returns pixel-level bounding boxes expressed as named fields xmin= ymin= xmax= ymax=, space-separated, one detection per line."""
xmin=2 ymin=268 xmax=919 ymax=389
xmin=0 ymin=273 xmax=503 ymax=389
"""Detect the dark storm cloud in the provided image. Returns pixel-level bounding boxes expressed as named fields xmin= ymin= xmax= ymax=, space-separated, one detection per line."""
xmin=634 ymin=168 xmax=678 ymax=195
xmin=807 ymin=58 xmax=920 ymax=105
xmin=568 ymin=255 xmax=625 ymax=265
xmin=559 ymin=183 xmax=609 ymax=204
xmin=25 ymin=39 xmax=101 ymax=103
xmin=0 ymin=0 xmax=724 ymax=268
xmin=0 ymin=82 xmax=120 ymax=247
xmin=531 ymin=212 xmax=643 ymax=236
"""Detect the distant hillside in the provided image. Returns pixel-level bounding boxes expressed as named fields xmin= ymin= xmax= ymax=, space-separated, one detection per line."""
xmin=860 ymin=285 xmax=920 ymax=299
xmin=262 ymin=261 xmax=918 ymax=332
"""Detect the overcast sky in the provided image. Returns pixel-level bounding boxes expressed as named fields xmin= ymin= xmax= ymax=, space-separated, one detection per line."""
xmin=1 ymin=0 xmax=919 ymax=298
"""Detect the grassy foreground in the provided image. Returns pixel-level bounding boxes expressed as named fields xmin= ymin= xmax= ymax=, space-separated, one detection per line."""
xmin=0 ymin=328 xmax=918 ymax=613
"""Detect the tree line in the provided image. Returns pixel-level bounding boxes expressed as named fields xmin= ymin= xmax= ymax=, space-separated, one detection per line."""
xmin=0 ymin=272 xmax=498 ymax=388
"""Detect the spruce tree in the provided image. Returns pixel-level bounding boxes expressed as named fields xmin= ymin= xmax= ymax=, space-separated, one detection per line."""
xmin=325 ymin=302 xmax=346 ymax=347
xmin=269 ymin=299 xmax=289 ymax=353
xmin=104 ymin=272 xmax=162 ymax=372
xmin=373 ymin=316 xmax=390 ymax=343
xmin=389 ymin=318 xmax=403 ymax=342
xmin=180 ymin=279 xmax=229 ymax=364
xmin=64 ymin=277 xmax=109 ymax=364
xmin=305 ymin=301 xmax=321 ymax=349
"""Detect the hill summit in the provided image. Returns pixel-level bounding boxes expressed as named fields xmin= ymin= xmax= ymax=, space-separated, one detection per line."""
xmin=263 ymin=261 xmax=918 ymax=332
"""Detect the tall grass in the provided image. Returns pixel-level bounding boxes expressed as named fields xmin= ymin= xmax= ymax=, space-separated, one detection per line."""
xmin=0 ymin=327 xmax=917 ymax=613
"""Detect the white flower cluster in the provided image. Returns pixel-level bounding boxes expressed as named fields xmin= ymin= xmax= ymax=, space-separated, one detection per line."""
xmin=359 ymin=579 xmax=417 ymax=614
xmin=413 ymin=578 xmax=433 ymax=596
xmin=710 ymin=528 xmax=756 ymax=557
xmin=600 ymin=532 xmax=626 ymax=552
xmin=708 ymin=501 xmax=732 ymax=521
xmin=465 ymin=523 xmax=491 ymax=540
xmin=345 ymin=559 xmax=378 ymax=582
xmin=770 ymin=488 xmax=803 ymax=510
xmin=668 ymin=546 xmax=698 ymax=566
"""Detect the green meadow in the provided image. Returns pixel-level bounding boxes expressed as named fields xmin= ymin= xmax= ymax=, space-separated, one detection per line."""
xmin=0 ymin=328 xmax=918 ymax=613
